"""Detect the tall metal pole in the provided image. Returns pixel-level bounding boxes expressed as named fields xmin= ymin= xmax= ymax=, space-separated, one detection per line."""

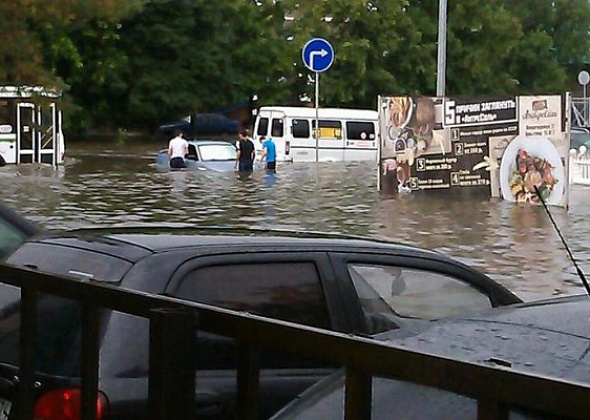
xmin=584 ymin=84 xmax=588 ymax=126
xmin=315 ymin=71 xmax=319 ymax=162
xmin=436 ymin=0 xmax=448 ymax=97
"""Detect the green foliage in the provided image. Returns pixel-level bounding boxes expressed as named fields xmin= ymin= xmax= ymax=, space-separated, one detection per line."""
xmin=2 ymin=0 xmax=590 ymax=135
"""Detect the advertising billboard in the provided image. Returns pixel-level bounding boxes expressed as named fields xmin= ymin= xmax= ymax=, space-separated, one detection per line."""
xmin=378 ymin=95 xmax=569 ymax=207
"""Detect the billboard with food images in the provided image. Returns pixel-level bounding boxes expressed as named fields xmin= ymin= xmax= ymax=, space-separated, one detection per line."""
xmin=378 ymin=94 xmax=569 ymax=207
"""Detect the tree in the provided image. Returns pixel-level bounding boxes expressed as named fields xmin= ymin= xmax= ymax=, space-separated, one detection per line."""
xmin=271 ymin=0 xmax=428 ymax=108
xmin=0 ymin=0 xmax=145 ymax=88
xmin=115 ymin=0 xmax=290 ymax=131
xmin=503 ymin=0 xmax=590 ymax=94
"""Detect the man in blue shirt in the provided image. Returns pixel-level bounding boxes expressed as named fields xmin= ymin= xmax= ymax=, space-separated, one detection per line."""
xmin=259 ymin=136 xmax=277 ymax=173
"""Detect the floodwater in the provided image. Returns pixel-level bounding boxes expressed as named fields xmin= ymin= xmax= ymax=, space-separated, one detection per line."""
xmin=2 ymin=139 xmax=590 ymax=301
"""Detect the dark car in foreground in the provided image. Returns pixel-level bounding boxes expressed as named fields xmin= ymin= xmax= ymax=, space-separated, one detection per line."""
xmin=0 ymin=201 xmax=38 ymax=259
xmin=0 ymin=227 xmax=521 ymax=419
xmin=271 ymin=293 xmax=590 ymax=420
xmin=159 ymin=113 xmax=240 ymax=138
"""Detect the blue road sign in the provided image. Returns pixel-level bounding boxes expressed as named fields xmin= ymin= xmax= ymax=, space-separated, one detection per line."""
xmin=302 ymin=38 xmax=334 ymax=73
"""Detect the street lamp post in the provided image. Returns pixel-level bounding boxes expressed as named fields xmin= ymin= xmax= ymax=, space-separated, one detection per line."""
xmin=436 ymin=0 xmax=448 ymax=97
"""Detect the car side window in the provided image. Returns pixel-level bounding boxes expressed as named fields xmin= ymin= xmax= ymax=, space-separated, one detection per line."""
xmin=172 ymin=261 xmax=331 ymax=370
xmin=348 ymin=264 xmax=492 ymax=332
xmin=175 ymin=262 xmax=330 ymax=329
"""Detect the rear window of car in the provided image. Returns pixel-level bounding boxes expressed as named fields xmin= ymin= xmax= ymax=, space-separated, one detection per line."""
xmin=6 ymin=243 xmax=132 ymax=282
xmin=0 ymin=285 xmax=84 ymax=376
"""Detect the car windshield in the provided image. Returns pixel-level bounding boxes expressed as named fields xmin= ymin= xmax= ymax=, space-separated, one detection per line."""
xmin=198 ymin=144 xmax=236 ymax=161
xmin=348 ymin=264 xmax=492 ymax=325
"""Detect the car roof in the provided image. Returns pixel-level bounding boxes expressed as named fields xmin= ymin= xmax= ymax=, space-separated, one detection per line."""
xmin=26 ymin=226 xmax=447 ymax=259
xmin=380 ymin=294 xmax=590 ymax=379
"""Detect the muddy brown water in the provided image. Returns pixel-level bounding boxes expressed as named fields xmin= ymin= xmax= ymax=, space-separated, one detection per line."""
xmin=3 ymin=139 xmax=590 ymax=301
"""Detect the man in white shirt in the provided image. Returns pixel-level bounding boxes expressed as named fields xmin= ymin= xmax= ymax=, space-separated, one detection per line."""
xmin=168 ymin=129 xmax=189 ymax=168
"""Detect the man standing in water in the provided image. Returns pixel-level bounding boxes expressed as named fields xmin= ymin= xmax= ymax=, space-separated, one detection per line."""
xmin=259 ymin=135 xmax=277 ymax=173
xmin=168 ymin=129 xmax=189 ymax=169
xmin=235 ymin=129 xmax=255 ymax=172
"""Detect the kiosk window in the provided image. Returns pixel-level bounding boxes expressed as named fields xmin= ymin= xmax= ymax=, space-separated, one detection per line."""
xmin=0 ymin=101 xmax=14 ymax=128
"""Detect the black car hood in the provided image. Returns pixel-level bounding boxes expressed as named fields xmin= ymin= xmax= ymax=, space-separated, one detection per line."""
xmin=271 ymin=295 xmax=590 ymax=420
xmin=380 ymin=294 xmax=590 ymax=381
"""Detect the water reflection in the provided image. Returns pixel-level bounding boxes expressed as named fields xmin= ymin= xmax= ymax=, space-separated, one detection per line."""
xmin=2 ymin=141 xmax=590 ymax=301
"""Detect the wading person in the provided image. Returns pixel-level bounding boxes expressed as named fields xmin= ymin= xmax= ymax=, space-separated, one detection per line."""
xmin=168 ymin=129 xmax=188 ymax=169
xmin=235 ymin=129 xmax=255 ymax=172
xmin=259 ymin=135 xmax=277 ymax=173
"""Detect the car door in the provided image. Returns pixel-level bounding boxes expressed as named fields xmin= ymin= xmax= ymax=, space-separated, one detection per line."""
xmin=165 ymin=251 xmax=346 ymax=419
xmin=328 ymin=252 xmax=520 ymax=335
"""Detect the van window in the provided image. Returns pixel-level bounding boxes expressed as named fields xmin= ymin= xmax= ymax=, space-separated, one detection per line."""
xmin=346 ymin=121 xmax=376 ymax=140
xmin=256 ymin=117 xmax=269 ymax=136
xmin=271 ymin=118 xmax=284 ymax=137
xmin=292 ymin=119 xmax=310 ymax=138
xmin=313 ymin=120 xmax=342 ymax=139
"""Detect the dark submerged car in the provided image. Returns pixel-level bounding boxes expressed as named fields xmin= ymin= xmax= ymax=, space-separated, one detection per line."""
xmin=0 ymin=227 xmax=521 ymax=419
xmin=159 ymin=113 xmax=239 ymax=138
xmin=271 ymin=293 xmax=590 ymax=420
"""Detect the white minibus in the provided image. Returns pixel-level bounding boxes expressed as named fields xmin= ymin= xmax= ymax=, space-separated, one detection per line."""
xmin=253 ymin=106 xmax=379 ymax=162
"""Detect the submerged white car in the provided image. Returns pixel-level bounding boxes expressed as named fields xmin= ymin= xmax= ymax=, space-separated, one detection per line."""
xmin=155 ymin=139 xmax=237 ymax=171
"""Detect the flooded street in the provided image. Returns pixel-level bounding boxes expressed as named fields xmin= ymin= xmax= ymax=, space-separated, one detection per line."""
xmin=2 ymin=139 xmax=590 ymax=301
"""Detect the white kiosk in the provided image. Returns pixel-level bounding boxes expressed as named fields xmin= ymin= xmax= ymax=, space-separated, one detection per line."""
xmin=0 ymin=85 xmax=65 ymax=167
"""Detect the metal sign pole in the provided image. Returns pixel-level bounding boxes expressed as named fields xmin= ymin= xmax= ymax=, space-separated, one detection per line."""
xmin=577 ymin=70 xmax=590 ymax=126
xmin=585 ymin=84 xmax=588 ymax=125
xmin=436 ymin=0 xmax=448 ymax=97
xmin=315 ymin=71 xmax=319 ymax=162
xmin=302 ymin=38 xmax=333 ymax=163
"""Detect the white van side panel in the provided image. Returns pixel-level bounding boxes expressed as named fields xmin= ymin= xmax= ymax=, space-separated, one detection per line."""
xmin=254 ymin=106 xmax=378 ymax=162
